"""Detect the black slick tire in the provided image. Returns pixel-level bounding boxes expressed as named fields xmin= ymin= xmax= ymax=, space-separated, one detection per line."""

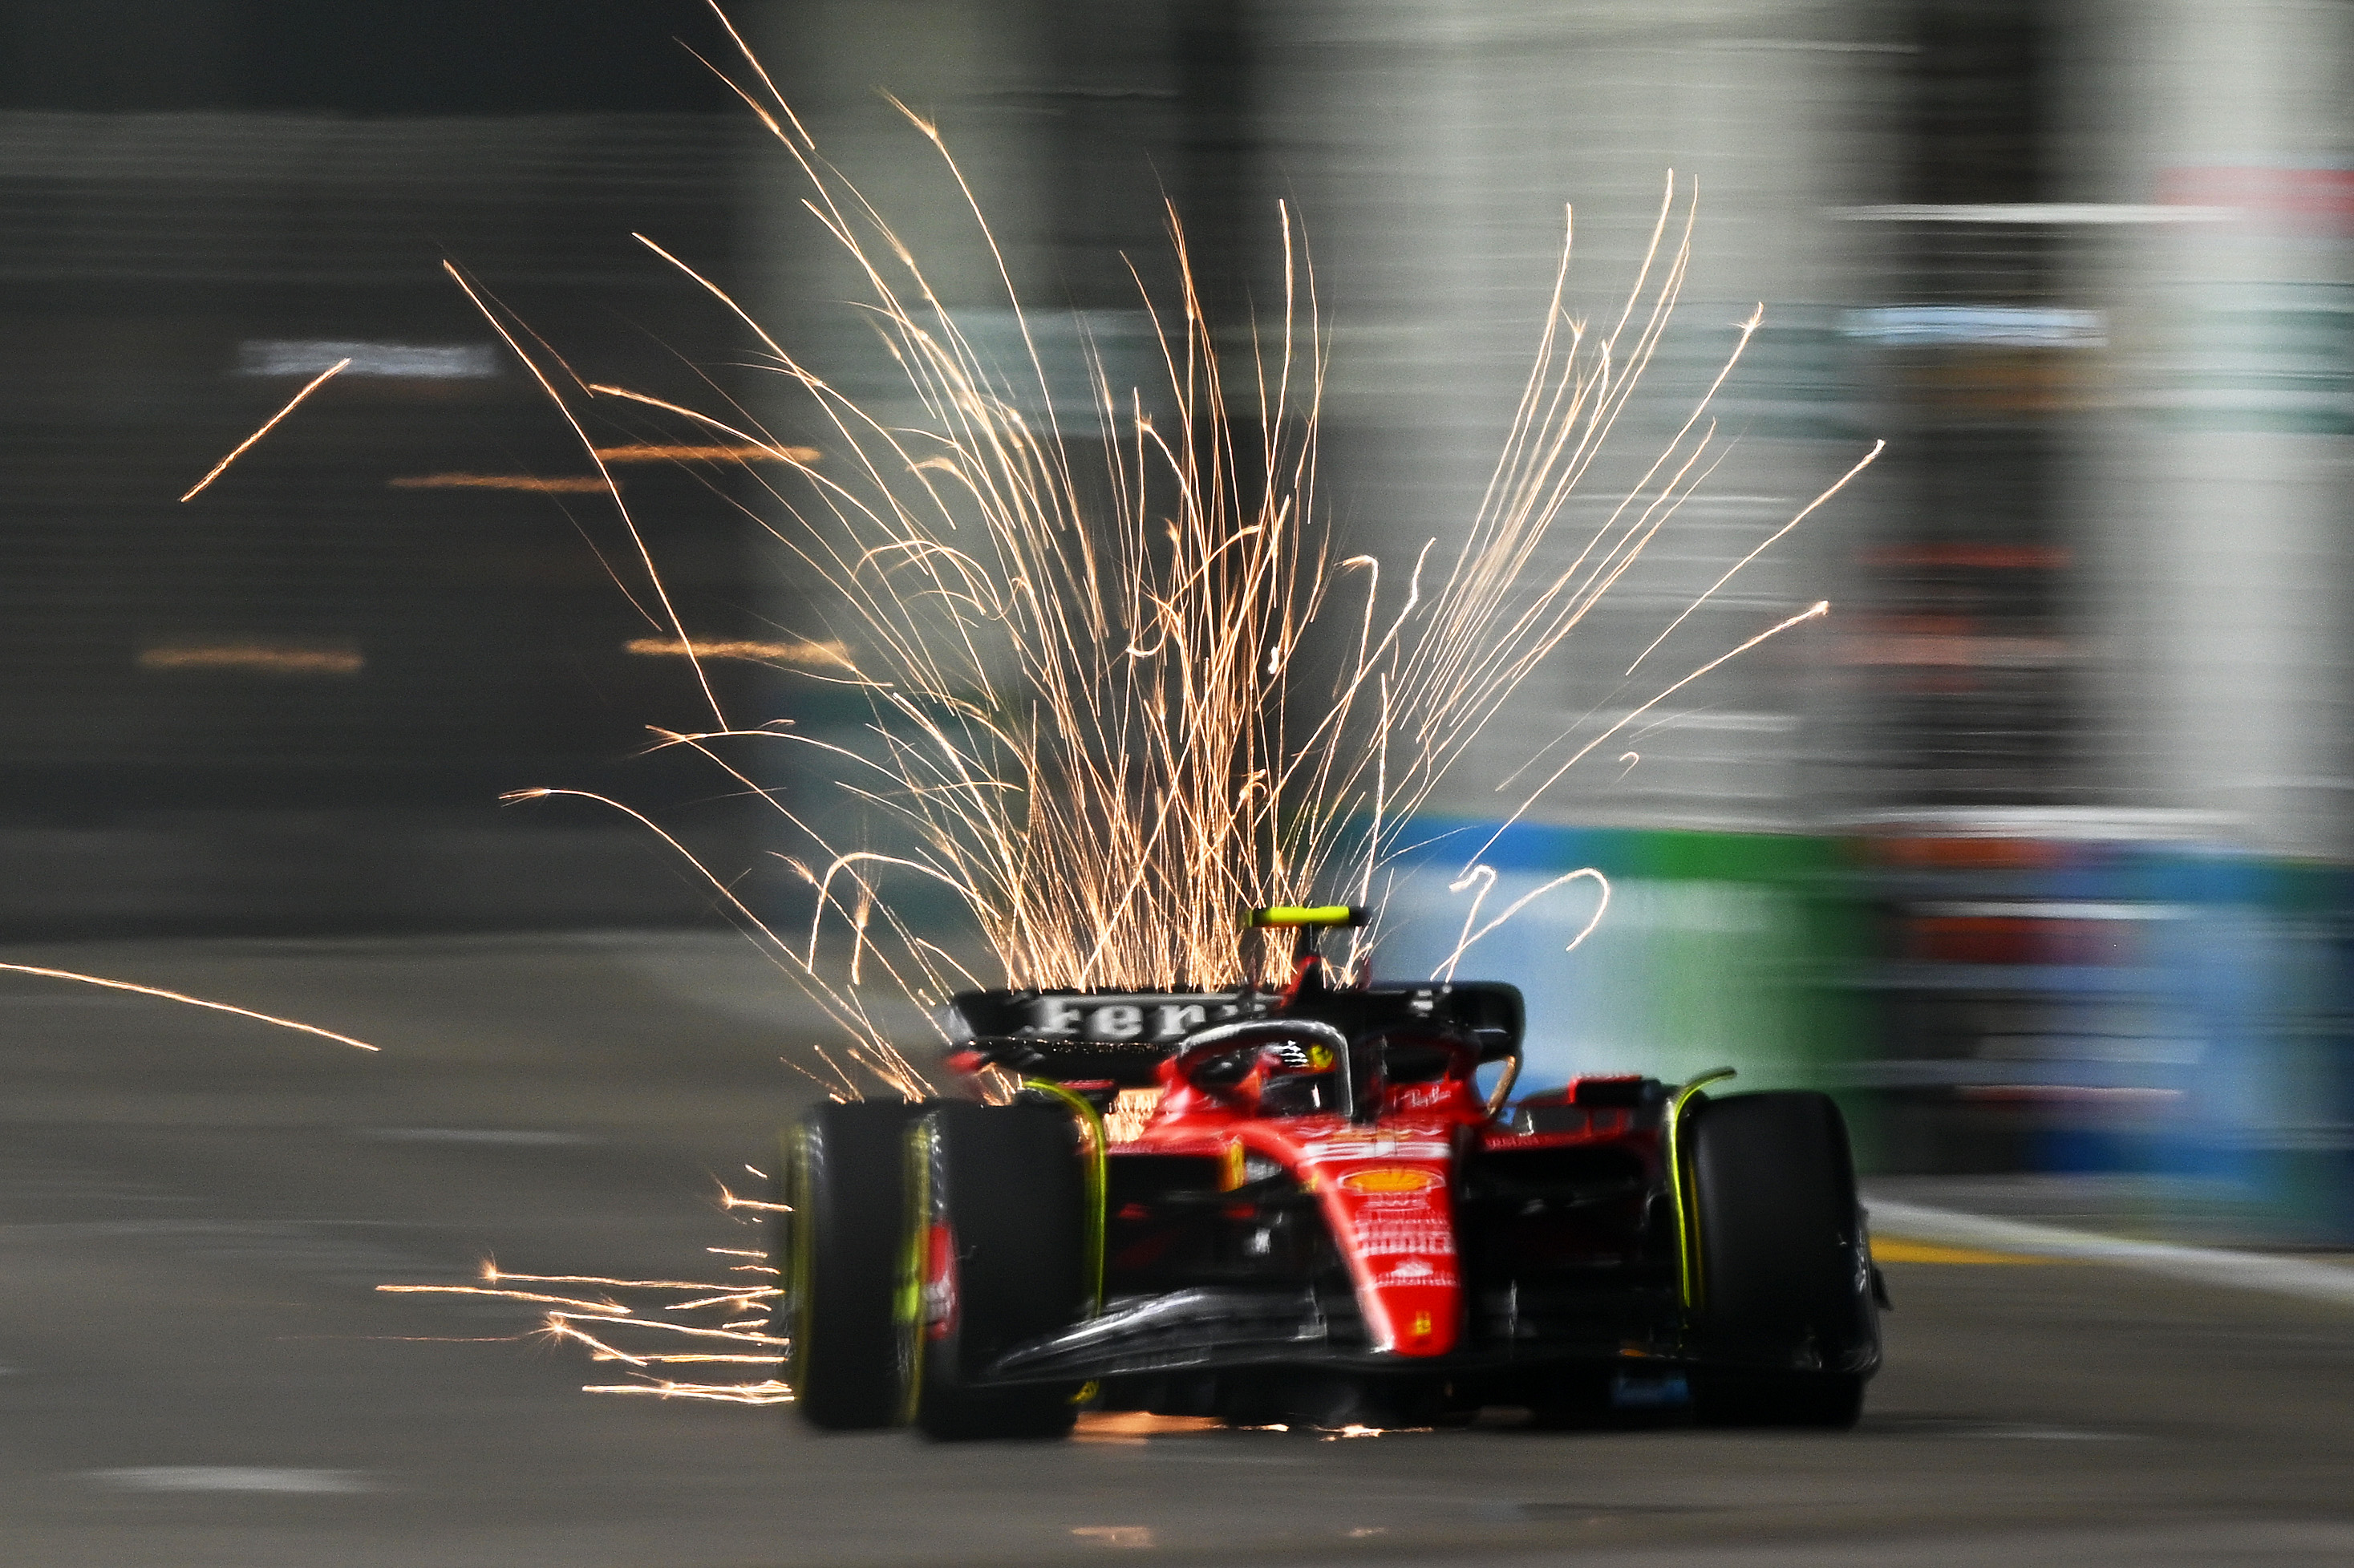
xmin=1684 ymin=1090 xmax=1878 ymax=1429
xmin=778 ymin=1099 xmax=927 ymax=1430
xmin=903 ymin=1100 xmax=1086 ymax=1441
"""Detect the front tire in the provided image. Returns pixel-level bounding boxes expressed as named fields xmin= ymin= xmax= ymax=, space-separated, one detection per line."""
xmin=903 ymin=1101 xmax=1087 ymax=1440
xmin=1685 ymin=1090 xmax=1878 ymax=1429
xmin=778 ymin=1099 xmax=927 ymax=1430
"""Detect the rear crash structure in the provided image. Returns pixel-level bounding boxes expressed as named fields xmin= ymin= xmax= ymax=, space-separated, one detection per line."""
xmin=776 ymin=908 xmax=1881 ymax=1438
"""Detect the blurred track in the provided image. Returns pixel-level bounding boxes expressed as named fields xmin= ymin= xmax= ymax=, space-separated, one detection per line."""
xmin=2 ymin=934 xmax=2351 ymax=1567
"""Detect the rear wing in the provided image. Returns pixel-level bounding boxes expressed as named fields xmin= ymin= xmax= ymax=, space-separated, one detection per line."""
xmin=941 ymin=982 xmax=1525 ymax=1088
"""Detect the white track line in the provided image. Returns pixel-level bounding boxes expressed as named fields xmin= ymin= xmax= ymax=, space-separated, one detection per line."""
xmin=1866 ymin=1197 xmax=2354 ymax=1309
xmin=83 ymin=1467 xmax=379 ymax=1493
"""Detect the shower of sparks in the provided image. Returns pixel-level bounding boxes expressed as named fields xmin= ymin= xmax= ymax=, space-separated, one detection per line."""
xmin=179 ymin=357 xmax=350 ymax=502
xmin=387 ymin=472 xmax=610 ymax=493
xmin=496 ymin=15 xmax=1870 ymax=1051
xmin=384 ymin=5 xmax=1879 ymax=1405
xmin=380 ymin=1225 xmax=792 ymax=1404
xmin=426 ymin=10 xmax=1881 ymax=1092
xmin=0 ymin=963 xmax=378 ymax=1050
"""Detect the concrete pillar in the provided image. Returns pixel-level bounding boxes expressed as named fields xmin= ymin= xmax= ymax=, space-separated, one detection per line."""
xmin=2089 ymin=0 xmax=2354 ymax=858
xmin=1258 ymin=1 xmax=1889 ymax=835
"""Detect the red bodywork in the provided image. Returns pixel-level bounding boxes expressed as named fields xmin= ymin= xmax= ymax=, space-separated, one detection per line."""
xmin=914 ymin=972 xmax=1877 ymax=1425
xmin=943 ymin=977 xmax=1676 ymax=1388
xmin=1119 ymin=1045 xmax=1659 ymax=1358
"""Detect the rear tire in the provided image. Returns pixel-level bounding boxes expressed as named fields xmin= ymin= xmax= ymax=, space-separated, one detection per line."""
xmin=1685 ymin=1091 xmax=1878 ymax=1429
xmin=778 ymin=1099 xmax=926 ymax=1430
xmin=904 ymin=1101 xmax=1086 ymax=1440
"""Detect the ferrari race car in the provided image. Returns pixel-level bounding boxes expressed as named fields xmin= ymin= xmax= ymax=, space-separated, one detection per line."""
xmin=776 ymin=906 xmax=1881 ymax=1438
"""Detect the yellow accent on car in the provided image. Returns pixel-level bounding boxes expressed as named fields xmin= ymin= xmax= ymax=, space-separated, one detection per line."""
xmin=1023 ymin=1080 xmax=1110 ymax=1317
xmin=1247 ymin=905 xmax=1367 ymax=928
xmin=1663 ymin=1066 xmax=1737 ymax=1312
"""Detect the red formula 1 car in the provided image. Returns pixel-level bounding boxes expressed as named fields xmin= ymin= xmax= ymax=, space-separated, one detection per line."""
xmin=776 ymin=906 xmax=1881 ymax=1438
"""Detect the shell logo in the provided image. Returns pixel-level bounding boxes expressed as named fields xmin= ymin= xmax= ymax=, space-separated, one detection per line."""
xmin=1339 ymin=1167 xmax=1440 ymax=1195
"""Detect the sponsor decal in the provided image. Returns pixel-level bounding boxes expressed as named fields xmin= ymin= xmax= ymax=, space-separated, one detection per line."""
xmin=1339 ymin=1167 xmax=1441 ymax=1195
xmin=1023 ymin=995 xmax=1249 ymax=1041
xmin=1354 ymin=1218 xmax=1455 ymax=1256
xmin=1370 ymin=1261 xmax=1458 ymax=1288
xmin=1304 ymin=1137 xmax=1449 ymax=1161
xmin=1390 ymin=1081 xmax=1459 ymax=1110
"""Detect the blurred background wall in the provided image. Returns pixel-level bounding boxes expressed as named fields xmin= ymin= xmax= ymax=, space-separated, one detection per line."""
xmin=0 ymin=1 xmax=773 ymax=934
xmin=3 ymin=1 xmax=2348 ymax=1235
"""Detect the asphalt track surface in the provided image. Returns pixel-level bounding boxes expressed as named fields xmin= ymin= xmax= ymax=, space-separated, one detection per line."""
xmin=4 ymin=933 xmax=2351 ymax=1567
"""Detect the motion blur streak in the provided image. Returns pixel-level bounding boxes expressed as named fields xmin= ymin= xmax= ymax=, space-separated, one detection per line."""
xmin=0 ymin=962 xmax=377 ymax=1050
xmin=373 ymin=1286 xmax=632 ymax=1315
xmin=176 ymin=356 xmax=349 ymax=501
xmin=138 ymin=642 xmax=365 ymax=675
xmin=590 ymin=443 xmax=820 ymax=464
xmin=386 ymin=473 xmax=610 ymax=493
xmin=483 ymin=1267 xmax=758 ymax=1291
xmin=622 ymin=637 xmax=849 ymax=665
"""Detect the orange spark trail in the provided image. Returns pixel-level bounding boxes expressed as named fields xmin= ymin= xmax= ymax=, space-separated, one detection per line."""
xmin=580 ymin=1380 xmax=792 ymax=1404
xmin=483 ymin=1268 xmax=746 ymax=1290
xmin=375 ymin=1286 xmax=630 ymax=1314
xmin=592 ymin=443 xmax=819 ymax=464
xmin=180 ymin=358 xmax=350 ymax=502
xmin=0 ymin=963 xmax=379 ymax=1051
xmin=387 ymin=473 xmax=610 ymax=493
xmin=547 ymin=1311 xmax=788 ymax=1346
xmin=716 ymin=1183 xmax=792 ymax=1215
xmin=622 ymin=637 xmax=849 ymax=665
